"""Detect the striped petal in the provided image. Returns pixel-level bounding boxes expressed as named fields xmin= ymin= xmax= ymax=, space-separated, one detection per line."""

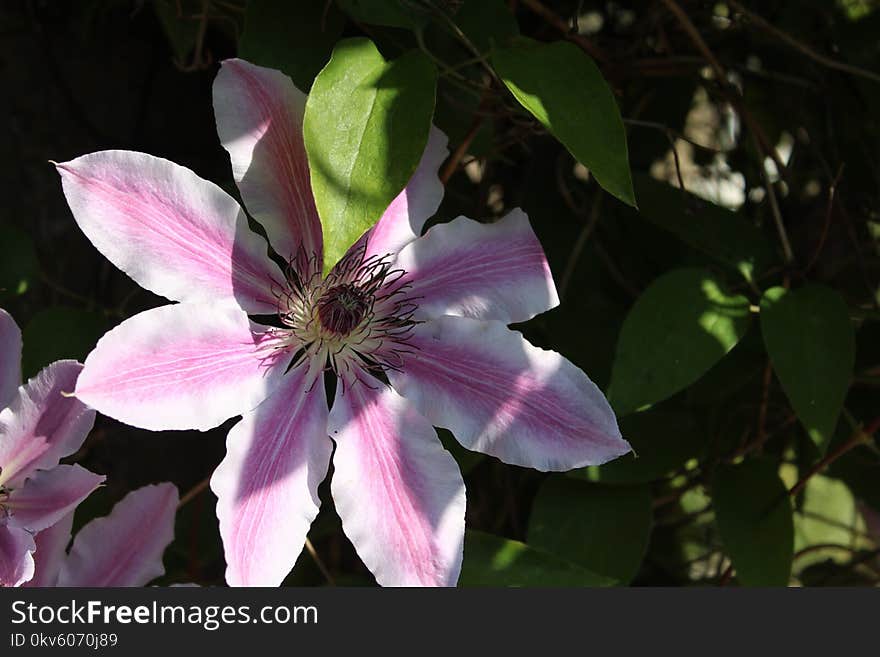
xmin=58 ymin=483 xmax=178 ymax=587
xmin=389 ymin=317 xmax=630 ymax=471
xmin=75 ymin=304 xmax=293 ymax=432
xmin=0 ymin=360 xmax=95 ymax=489
xmin=364 ymin=127 xmax=448 ymax=259
xmin=0 ymin=520 xmax=35 ymax=587
xmin=24 ymin=512 xmax=74 ymax=587
xmin=56 ymin=150 xmax=283 ymax=314
xmin=214 ymin=59 xmax=323 ymax=272
xmin=329 ymin=372 xmax=465 ymax=587
xmin=0 ymin=308 xmax=21 ymax=409
xmin=212 ymin=362 xmax=331 ymax=587
xmin=395 ymin=209 xmax=559 ymax=323
xmin=6 ymin=464 xmax=105 ymax=533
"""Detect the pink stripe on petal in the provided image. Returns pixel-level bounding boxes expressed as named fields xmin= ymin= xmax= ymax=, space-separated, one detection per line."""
xmin=364 ymin=127 xmax=449 ymax=260
xmin=7 ymin=464 xmax=105 ymax=533
xmin=214 ymin=59 xmax=323 ymax=272
xmin=56 ymin=150 xmax=283 ymax=314
xmin=75 ymin=304 xmax=293 ymax=432
xmin=0 ymin=521 xmax=35 ymax=587
xmin=25 ymin=512 xmax=74 ymax=587
xmin=329 ymin=373 xmax=465 ymax=587
xmin=58 ymin=483 xmax=178 ymax=587
xmin=389 ymin=317 xmax=631 ymax=471
xmin=395 ymin=209 xmax=559 ymax=323
xmin=212 ymin=361 xmax=331 ymax=587
xmin=0 ymin=308 xmax=22 ymax=409
xmin=0 ymin=360 xmax=95 ymax=489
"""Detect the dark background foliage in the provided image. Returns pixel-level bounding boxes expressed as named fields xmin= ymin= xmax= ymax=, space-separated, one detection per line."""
xmin=1 ymin=0 xmax=878 ymax=586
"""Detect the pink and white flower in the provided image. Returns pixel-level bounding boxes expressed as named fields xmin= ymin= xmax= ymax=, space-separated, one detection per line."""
xmin=25 ymin=482 xmax=179 ymax=587
xmin=55 ymin=59 xmax=630 ymax=587
xmin=0 ymin=308 xmax=102 ymax=587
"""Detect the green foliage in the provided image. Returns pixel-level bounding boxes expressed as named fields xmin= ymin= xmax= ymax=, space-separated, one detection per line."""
xmin=714 ymin=460 xmax=794 ymax=586
xmin=304 ymin=38 xmax=437 ymax=273
xmin=336 ymin=0 xmax=429 ymax=30
xmin=528 ymin=477 xmax=652 ymax=583
xmin=460 ymin=530 xmax=614 ymax=587
xmin=761 ymin=286 xmax=855 ymax=452
xmin=240 ymin=0 xmax=345 ymax=91
xmin=454 ymin=0 xmax=520 ymax=53
xmin=492 ymin=38 xmax=635 ymax=206
xmin=21 ymin=307 xmax=111 ymax=379
xmin=608 ymin=268 xmax=751 ymax=416
xmin=574 ymin=410 xmax=706 ymax=485
xmin=632 ymin=175 xmax=775 ymax=283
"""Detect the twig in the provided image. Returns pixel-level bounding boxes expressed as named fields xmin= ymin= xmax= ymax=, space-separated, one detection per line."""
xmin=728 ymin=0 xmax=880 ymax=85
xmin=305 ymin=538 xmax=336 ymax=586
xmin=178 ymin=476 xmax=211 ymax=509
xmin=519 ymin=0 xmax=608 ymax=64
xmin=804 ymin=164 xmax=844 ymax=274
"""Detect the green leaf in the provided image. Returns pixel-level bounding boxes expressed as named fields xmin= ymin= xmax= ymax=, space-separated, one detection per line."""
xmin=713 ymin=460 xmax=794 ymax=586
xmin=304 ymin=38 xmax=437 ymax=274
xmin=455 ymin=0 xmax=520 ymax=53
xmin=437 ymin=428 xmax=484 ymax=475
xmin=492 ymin=38 xmax=635 ymax=206
xmin=21 ymin=307 xmax=111 ymax=379
xmin=335 ymin=0 xmax=429 ymax=30
xmin=573 ymin=411 xmax=706 ymax=484
xmin=793 ymin=474 xmax=868 ymax=571
xmin=760 ymin=285 xmax=855 ymax=451
xmin=460 ymin=530 xmax=614 ymax=587
xmin=240 ymin=0 xmax=345 ymax=91
xmin=0 ymin=225 xmax=38 ymax=298
xmin=632 ymin=174 xmax=775 ymax=282
xmin=528 ymin=477 xmax=652 ymax=583
xmin=608 ymin=268 xmax=751 ymax=416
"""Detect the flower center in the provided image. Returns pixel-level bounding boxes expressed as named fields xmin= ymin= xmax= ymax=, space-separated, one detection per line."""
xmin=317 ymin=284 xmax=369 ymax=336
xmin=275 ymin=246 xmax=419 ymax=380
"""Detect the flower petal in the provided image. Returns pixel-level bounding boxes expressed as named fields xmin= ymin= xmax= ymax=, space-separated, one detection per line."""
xmin=389 ymin=317 xmax=630 ymax=471
xmin=0 ymin=521 xmax=35 ymax=587
xmin=329 ymin=373 xmax=465 ymax=587
xmin=212 ymin=361 xmax=331 ymax=587
xmin=363 ymin=127 xmax=448 ymax=259
xmin=395 ymin=209 xmax=559 ymax=323
xmin=0 ymin=361 xmax=95 ymax=489
xmin=214 ymin=59 xmax=323 ymax=272
xmin=24 ymin=512 xmax=73 ymax=587
xmin=75 ymin=304 xmax=292 ymax=431
xmin=0 ymin=308 xmax=22 ymax=409
xmin=6 ymin=464 xmax=105 ymax=533
xmin=58 ymin=483 xmax=178 ymax=587
xmin=55 ymin=150 xmax=283 ymax=314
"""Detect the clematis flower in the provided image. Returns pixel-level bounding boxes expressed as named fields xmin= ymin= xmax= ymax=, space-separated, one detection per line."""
xmin=0 ymin=308 xmax=102 ymax=587
xmin=25 ymin=482 xmax=179 ymax=587
xmin=55 ymin=59 xmax=630 ymax=587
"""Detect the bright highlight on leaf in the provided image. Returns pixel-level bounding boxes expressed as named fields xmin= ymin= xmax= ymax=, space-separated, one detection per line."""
xmin=304 ymin=38 xmax=438 ymax=274
xmin=760 ymin=285 xmax=855 ymax=452
xmin=492 ymin=38 xmax=635 ymax=207
xmin=608 ymin=268 xmax=751 ymax=416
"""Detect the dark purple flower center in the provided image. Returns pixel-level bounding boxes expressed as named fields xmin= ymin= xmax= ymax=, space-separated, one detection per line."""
xmin=317 ymin=284 xmax=370 ymax=336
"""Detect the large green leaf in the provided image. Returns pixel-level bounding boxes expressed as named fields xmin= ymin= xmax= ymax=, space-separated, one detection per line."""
xmin=528 ymin=477 xmax=652 ymax=583
xmin=460 ymin=530 xmax=613 ymax=587
xmin=608 ymin=268 xmax=751 ymax=416
xmin=240 ymin=0 xmax=345 ymax=91
xmin=0 ymin=225 xmax=38 ymax=299
xmin=713 ymin=460 xmax=794 ymax=586
xmin=632 ymin=174 xmax=775 ymax=282
xmin=760 ymin=285 xmax=855 ymax=451
xmin=492 ymin=38 xmax=635 ymax=206
xmin=573 ymin=410 xmax=706 ymax=484
xmin=304 ymin=38 xmax=437 ymax=273
xmin=21 ymin=307 xmax=112 ymax=379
